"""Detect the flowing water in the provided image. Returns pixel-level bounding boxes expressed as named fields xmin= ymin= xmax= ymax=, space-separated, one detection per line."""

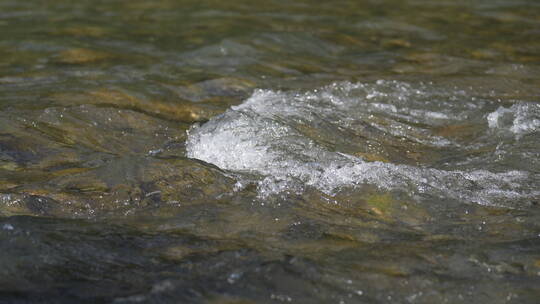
xmin=1 ymin=0 xmax=540 ymax=303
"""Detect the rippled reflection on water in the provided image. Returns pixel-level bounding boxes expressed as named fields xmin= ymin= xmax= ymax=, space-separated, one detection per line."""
xmin=1 ymin=0 xmax=540 ymax=303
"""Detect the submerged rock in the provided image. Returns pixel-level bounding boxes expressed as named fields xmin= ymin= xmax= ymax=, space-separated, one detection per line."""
xmin=55 ymin=48 xmax=112 ymax=64
xmin=51 ymin=89 xmax=224 ymax=123
xmin=164 ymin=78 xmax=255 ymax=103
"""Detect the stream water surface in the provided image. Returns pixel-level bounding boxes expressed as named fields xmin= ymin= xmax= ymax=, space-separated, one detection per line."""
xmin=1 ymin=0 xmax=540 ymax=303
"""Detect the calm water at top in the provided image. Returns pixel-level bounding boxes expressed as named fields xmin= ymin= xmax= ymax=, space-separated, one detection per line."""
xmin=1 ymin=0 xmax=540 ymax=303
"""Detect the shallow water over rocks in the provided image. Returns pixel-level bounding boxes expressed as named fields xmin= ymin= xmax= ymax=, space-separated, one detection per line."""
xmin=1 ymin=0 xmax=540 ymax=303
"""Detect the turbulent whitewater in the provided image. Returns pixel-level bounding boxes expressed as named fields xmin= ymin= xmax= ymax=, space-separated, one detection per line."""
xmin=186 ymin=81 xmax=539 ymax=207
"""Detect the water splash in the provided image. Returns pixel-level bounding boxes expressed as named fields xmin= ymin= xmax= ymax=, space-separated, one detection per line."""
xmin=186 ymin=81 xmax=539 ymax=207
xmin=487 ymin=102 xmax=540 ymax=137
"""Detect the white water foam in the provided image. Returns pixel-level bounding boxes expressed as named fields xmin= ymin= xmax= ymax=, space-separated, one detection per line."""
xmin=186 ymin=81 xmax=538 ymax=207
xmin=487 ymin=102 xmax=540 ymax=137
